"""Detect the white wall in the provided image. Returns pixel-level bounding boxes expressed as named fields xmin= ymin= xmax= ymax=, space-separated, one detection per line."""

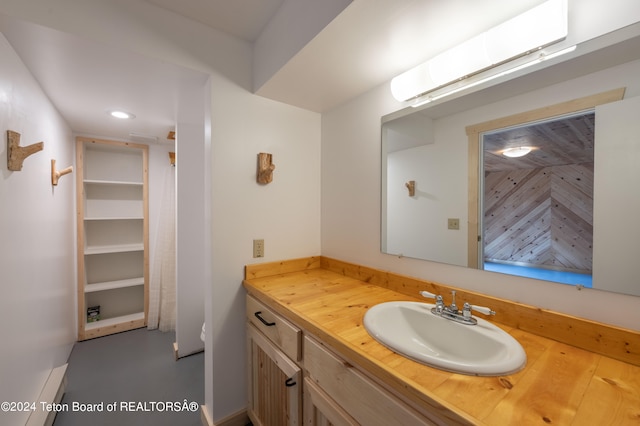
xmin=253 ymin=0 xmax=352 ymax=92
xmin=176 ymin=120 xmax=206 ymax=357
xmin=385 ymin=144 xmax=467 ymax=265
xmin=322 ymin=57 xmax=640 ymax=332
xmin=0 ymin=33 xmax=76 ymax=425
xmin=210 ymin=78 xmax=321 ymax=419
xmin=593 ymin=95 xmax=640 ymax=295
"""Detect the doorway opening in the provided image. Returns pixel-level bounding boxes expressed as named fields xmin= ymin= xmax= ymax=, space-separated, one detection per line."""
xmin=480 ymin=112 xmax=594 ymax=287
xmin=465 ymin=88 xmax=625 ymax=287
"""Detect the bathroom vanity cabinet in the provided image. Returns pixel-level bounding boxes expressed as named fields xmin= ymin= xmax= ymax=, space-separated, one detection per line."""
xmin=76 ymin=137 xmax=149 ymax=340
xmin=246 ymin=295 xmax=441 ymax=425
xmin=244 ymin=257 xmax=640 ymax=426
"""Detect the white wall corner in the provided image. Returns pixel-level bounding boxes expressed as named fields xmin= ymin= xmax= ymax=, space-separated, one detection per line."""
xmin=252 ymin=0 xmax=352 ymax=93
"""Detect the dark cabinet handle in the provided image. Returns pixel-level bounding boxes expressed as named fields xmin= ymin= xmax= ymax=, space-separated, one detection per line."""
xmin=285 ymin=378 xmax=297 ymax=387
xmin=254 ymin=311 xmax=275 ymax=327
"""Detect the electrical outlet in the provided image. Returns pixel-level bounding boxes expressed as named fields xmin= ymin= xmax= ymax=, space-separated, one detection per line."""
xmin=448 ymin=218 xmax=460 ymax=230
xmin=253 ymin=239 xmax=264 ymax=258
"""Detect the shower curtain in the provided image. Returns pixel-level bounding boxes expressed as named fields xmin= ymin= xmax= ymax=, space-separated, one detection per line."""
xmin=148 ymin=164 xmax=176 ymax=331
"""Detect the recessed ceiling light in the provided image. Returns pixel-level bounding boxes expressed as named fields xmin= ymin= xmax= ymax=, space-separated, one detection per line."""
xmin=108 ymin=110 xmax=135 ymax=119
xmin=502 ymin=146 xmax=532 ymax=158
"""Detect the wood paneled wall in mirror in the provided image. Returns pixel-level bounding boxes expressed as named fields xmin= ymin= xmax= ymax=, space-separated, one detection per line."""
xmin=481 ymin=112 xmax=595 ymax=288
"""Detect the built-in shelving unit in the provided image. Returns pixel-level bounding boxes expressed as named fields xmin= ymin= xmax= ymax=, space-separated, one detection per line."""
xmin=76 ymin=137 xmax=149 ymax=340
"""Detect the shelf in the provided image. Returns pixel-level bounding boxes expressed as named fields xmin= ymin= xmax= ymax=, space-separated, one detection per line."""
xmin=85 ymin=278 xmax=145 ymax=293
xmin=84 ymin=217 xmax=144 ymax=222
xmin=85 ymin=251 xmax=143 ymax=284
xmin=84 ymin=217 xmax=143 ymax=221
xmin=85 ymin=217 xmax=143 ymax=222
xmin=84 ymin=182 xmax=143 ymax=219
xmin=85 ymin=311 xmax=145 ymax=331
xmin=85 ymin=243 xmax=144 ymax=255
xmin=84 ymin=179 xmax=143 ymax=186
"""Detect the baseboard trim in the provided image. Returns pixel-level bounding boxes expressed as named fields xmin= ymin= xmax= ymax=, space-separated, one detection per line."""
xmin=201 ymin=405 xmax=249 ymax=426
xmin=174 ymin=341 xmax=204 ymax=360
xmin=26 ymin=364 xmax=68 ymax=426
xmin=201 ymin=404 xmax=213 ymax=426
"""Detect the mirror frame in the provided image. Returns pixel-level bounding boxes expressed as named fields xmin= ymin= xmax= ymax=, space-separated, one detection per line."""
xmin=465 ymin=87 xmax=626 ymax=268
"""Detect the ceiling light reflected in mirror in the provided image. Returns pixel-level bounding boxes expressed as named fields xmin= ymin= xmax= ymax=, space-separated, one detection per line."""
xmin=108 ymin=110 xmax=135 ymax=119
xmin=502 ymin=146 xmax=533 ymax=157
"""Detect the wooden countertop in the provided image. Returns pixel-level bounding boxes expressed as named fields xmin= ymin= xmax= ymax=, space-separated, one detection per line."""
xmin=243 ymin=257 xmax=640 ymax=425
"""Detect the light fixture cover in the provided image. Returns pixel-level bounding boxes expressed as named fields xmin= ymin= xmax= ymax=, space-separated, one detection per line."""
xmin=502 ymin=146 xmax=532 ymax=158
xmin=108 ymin=110 xmax=135 ymax=119
xmin=391 ymin=0 xmax=568 ymax=102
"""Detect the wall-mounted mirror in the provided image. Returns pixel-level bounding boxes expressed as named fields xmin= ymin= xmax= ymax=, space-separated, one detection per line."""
xmin=381 ymin=25 xmax=640 ymax=297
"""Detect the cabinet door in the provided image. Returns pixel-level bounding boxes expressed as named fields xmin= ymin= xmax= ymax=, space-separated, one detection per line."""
xmin=247 ymin=324 xmax=301 ymax=426
xmin=304 ymin=378 xmax=358 ymax=426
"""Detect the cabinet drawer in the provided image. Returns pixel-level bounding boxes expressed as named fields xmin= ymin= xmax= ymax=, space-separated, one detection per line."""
xmin=304 ymin=336 xmax=433 ymax=426
xmin=247 ymin=296 xmax=301 ymax=361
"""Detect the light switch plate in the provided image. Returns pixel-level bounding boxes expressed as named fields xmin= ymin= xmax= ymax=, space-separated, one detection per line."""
xmin=448 ymin=218 xmax=460 ymax=230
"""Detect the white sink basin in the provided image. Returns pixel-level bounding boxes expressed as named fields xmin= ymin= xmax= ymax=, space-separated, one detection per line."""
xmin=363 ymin=301 xmax=526 ymax=376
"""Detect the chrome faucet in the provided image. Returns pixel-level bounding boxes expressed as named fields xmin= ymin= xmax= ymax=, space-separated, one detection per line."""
xmin=419 ymin=290 xmax=495 ymax=325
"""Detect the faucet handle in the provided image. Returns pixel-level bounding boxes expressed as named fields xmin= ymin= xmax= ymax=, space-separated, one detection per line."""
xmin=419 ymin=290 xmax=437 ymax=300
xmin=466 ymin=303 xmax=496 ymax=316
xmin=421 ymin=291 xmax=445 ymax=313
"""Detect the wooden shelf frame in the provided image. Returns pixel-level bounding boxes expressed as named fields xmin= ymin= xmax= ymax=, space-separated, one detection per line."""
xmin=76 ymin=137 xmax=149 ymax=341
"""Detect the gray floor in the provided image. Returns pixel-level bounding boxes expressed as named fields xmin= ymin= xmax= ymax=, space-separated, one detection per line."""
xmin=54 ymin=328 xmax=204 ymax=426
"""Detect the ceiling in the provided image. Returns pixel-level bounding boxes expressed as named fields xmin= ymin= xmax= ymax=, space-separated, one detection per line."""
xmin=484 ymin=112 xmax=595 ymax=172
xmin=0 ymin=0 xmax=564 ymax=143
xmin=145 ymin=0 xmax=285 ymax=42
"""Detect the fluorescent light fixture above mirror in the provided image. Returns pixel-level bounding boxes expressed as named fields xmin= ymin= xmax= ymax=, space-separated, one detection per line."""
xmin=391 ymin=0 xmax=568 ymax=103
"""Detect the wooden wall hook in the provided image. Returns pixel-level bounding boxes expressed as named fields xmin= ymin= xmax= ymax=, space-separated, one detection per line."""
xmin=405 ymin=180 xmax=416 ymax=197
xmin=257 ymin=153 xmax=275 ymax=184
xmin=51 ymin=159 xmax=73 ymax=185
xmin=7 ymin=130 xmax=44 ymax=171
